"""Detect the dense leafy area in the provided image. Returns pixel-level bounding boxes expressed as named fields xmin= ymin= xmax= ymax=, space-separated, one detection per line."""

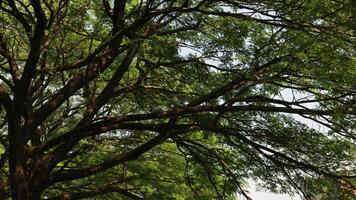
xmin=0 ymin=0 xmax=355 ymax=199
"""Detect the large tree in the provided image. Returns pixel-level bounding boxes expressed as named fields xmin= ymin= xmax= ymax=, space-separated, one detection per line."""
xmin=0 ymin=0 xmax=355 ymax=199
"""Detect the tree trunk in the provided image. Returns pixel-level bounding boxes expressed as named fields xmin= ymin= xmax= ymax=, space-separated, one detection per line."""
xmin=8 ymin=107 xmax=30 ymax=199
xmin=9 ymin=162 xmax=30 ymax=199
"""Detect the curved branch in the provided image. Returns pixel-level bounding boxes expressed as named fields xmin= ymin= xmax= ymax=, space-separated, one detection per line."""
xmin=29 ymin=104 xmax=353 ymax=156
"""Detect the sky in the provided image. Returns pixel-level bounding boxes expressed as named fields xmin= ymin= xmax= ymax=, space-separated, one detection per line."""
xmin=246 ymin=180 xmax=301 ymax=200
xmin=248 ymin=191 xmax=297 ymax=200
xmin=244 ymin=89 xmax=317 ymax=200
xmin=179 ymin=29 xmax=318 ymax=200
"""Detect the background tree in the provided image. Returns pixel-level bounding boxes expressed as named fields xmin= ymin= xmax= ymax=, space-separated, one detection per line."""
xmin=0 ymin=0 xmax=355 ymax=199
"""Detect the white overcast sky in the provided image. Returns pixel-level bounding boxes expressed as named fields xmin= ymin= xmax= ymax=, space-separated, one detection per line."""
xmin=246 ymin=180 xmax=301 ymax=200
xmin=179 ymin=29 xmax=321 ymax=200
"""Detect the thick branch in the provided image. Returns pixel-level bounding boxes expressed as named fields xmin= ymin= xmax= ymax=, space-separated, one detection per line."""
xmin=20 ymin=0 xmax=47 ymax=98
xmin=48 ymin=125 xmax=190 ymax=184
xmin=79 ymin=43 xmax=138 ymax=124
xmin=46 ymin=187 xmax=142 ymax=200
xmin=29 ymin=103 xmax=353 ymax=156
xmin=0 ymin=33 xmax=21 ymax=83
xmin=112 ymin=0 xmax=126 ymax=33
xmin=1 ymin=0 xmax=32 ymax=33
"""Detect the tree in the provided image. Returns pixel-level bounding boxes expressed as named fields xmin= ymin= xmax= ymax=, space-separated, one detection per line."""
xmin=0 ymin=0 xmax=355 ymax=199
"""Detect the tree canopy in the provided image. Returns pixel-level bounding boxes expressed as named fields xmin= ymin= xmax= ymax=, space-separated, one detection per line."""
xmin=0 ymin=0 xmax=355 ymax=199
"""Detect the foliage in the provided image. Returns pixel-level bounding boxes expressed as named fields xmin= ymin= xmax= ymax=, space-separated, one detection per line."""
xmin=0 ymin=0 xmax=355 ymax=199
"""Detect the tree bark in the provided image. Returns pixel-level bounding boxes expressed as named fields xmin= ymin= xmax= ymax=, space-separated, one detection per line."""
xmin=8 ymin=106 xmax=30 ymax=199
